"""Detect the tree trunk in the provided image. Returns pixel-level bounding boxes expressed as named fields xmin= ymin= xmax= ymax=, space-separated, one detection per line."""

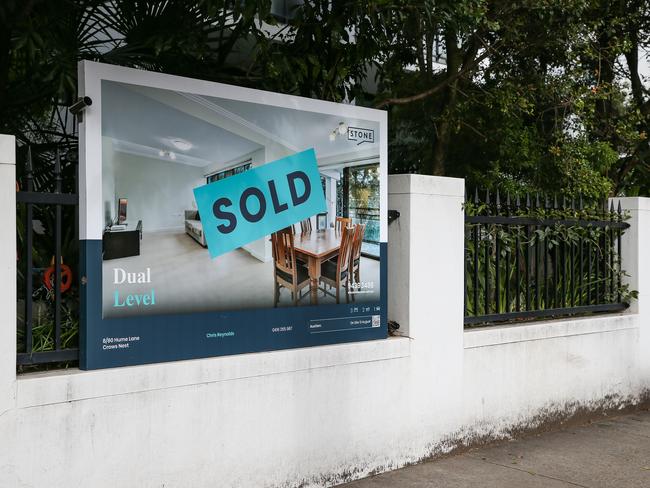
xmin=431 ymin=27 xmax=461 ymax=176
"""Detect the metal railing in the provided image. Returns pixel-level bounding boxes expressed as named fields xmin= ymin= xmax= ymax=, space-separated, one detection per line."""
xmin=464 ymin=190 xmax=630 ymax=326
xmin=348 ymin=206 xmax=380 ymax=243
xmin=17 ymin=147 xmax=79 ymax=366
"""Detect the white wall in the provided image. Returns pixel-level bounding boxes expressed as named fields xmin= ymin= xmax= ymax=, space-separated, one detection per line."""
xmin=615 ymin=197 xmax=650 ymax=387
xmin=1 ymin=166 xmax=649 ymax=488
xmin=101 ymin=137 xmax=117 ymax=227
xmin=0 ymin=135 xmax=16 ymax=420
xmin=110 ymin=149 xmax=204 ymax=232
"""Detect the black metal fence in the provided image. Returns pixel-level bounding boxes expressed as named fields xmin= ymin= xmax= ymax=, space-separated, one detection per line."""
xmin=14 ymin=148 xmax=634 ymax=358
xmin=464 ymin=190 xmax=631 ymax=326
xmin=16 ymin=147 xmax=80 ymax=366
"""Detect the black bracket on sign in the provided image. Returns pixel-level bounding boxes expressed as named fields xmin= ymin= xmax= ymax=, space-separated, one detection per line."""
xmin=68 ymin=96 xmax=93 ymax=123
xmin=388 ymin=209 xmax=400 ymax=224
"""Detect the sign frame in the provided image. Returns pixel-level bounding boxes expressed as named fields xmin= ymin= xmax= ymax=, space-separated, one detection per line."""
xmin=78 ymin=61 xmax=388 ymax=370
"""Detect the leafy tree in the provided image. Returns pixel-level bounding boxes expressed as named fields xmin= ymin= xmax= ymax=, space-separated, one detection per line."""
xmin=5 ymin=1 xmax=650 ymax=360
xmin=2 ymin=0 xmax=650 ymax=198
xmin=0 ymin=0 xmax=272 ymax=153
xmin=369 ymin=0 xmax=650 ymax=198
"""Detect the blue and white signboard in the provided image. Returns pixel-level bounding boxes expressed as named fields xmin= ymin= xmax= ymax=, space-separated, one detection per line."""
xmin=78 ymin=61 xmax=388 ymax=370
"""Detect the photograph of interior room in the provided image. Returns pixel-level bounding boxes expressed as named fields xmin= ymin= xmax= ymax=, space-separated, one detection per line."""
xmin=100 ymin=81 xmax=380 ymax=313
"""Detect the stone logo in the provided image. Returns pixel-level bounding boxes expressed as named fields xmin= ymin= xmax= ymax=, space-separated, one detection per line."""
xmin=347 ymin=127 xmax=375 ymax=145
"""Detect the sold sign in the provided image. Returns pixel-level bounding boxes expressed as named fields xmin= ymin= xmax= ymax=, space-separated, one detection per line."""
xmin=193 ymin=148 xmax=326 ymax=258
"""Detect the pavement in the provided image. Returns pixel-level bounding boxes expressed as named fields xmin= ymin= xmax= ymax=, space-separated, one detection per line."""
xmin=339 ymin=409 xmax=650 ymax=488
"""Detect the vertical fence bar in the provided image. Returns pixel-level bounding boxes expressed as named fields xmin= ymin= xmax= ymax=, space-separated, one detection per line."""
xmin=586 ymin=225 xmax=593 ymax=305
xmin=54 ymin=150 xmax=62 ymax=350
xmin=464 ymin=190 xmax=468 ymax=316
xmin=544 ymin=194 xmax=550 ymax=309
xmin=558 ymin=197 xmax=567 ymax=308
xmin=484 ymin=190 xmax=490 ymax=315
xmin=463 ymin=235 xmax=467 ymax=315
xmin=603 ymin=199 xmax=608 ymax=302
xmin=601 ymin=202 xmax=606 ymax=302
xmin=24 ymin=147 xmax=34 ymax=354
xmin=534 ymin=193 xmax=540 ymax=310
xmin=504 ymin=193 xmax=511 ymax=313
xmin=617 ymin=201 xmax=623 ymax=303
xmin=578 ymin=196 xmax=584 ymax=306
xmin=525 ymin=194 xmax=531 ymax=311
xmin=603 ymin=199 xmax=608 ymax=303
xmin=608 ymin=202 xmax=616 ymax=303
xmin=569 ymin=198 xmax=576 ymax=307
xmin=595 ymin=202 xmax=602 ymax=304
xmin=495 ymin=191 xmax=501 ymax=313
xmin=473 ymin=191 xmax=479 ymax=316
xmin=552 ymin=195 xmax=559 ymax=308
xmin=601 ymin=200 xmax=610 ymax=303
xmin=554 ymin=242 xmax=559 ymax=308
xmin=515 ymin=195 xmax=521 ymax=312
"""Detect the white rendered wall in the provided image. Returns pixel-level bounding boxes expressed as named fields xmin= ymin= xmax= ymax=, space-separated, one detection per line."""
xmin=462 ymin=314 xmax=642 ymax=436
xmin=0 ymin=167 xmax=649 ymax=488
xmin=0 ymin=135 xmax=16 ymax=420
xmin=101 ymin=136 xmax=116 ymax=226
xmin=615 ymin=197 xmax=650 ymax=386
xmin=110 ymin=149 xmax=204 ymax=232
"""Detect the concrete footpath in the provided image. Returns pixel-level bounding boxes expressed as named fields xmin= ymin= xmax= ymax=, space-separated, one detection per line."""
xmin=339 ymin=409 xmax=650 ymax=487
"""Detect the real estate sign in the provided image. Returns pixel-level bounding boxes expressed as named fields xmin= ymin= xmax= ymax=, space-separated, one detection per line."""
xmin=79 ymin=61 xmax=388 ymax=370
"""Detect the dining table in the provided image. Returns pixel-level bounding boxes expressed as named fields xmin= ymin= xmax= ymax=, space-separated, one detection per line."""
xmin=293 ymin=228 xmax=341 ymax=305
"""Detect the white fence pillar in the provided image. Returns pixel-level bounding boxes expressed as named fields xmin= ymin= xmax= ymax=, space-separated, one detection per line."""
xmin=388 ymin=174 xmax=465 ymax=339
xmin=388 ymin=174 xmax=466 ymax=430
xmin=0 ymin=135 xmax=16 ymax=417
xmin=615 ymin=197 xmax=650 ymax=387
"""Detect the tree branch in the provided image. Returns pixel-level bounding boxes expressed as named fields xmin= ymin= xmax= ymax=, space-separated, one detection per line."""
xmin=375 ymin=41 xmax=497 ymax=108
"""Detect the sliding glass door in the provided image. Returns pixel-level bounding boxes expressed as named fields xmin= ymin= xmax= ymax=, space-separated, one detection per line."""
xmin=337 ymin=162 xmax=380 ymax=257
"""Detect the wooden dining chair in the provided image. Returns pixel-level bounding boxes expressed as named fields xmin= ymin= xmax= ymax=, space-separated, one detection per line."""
xmin=349 ymin=224 xmax=366 ymax=300
xmin=271 ymin=227 xmax=310 ymax=307
xmin=335 ymin=216 xmax=351 ymax=233
xmin=300 ymin=218 xmax=312 ymax=235
xmin=318 ymin=225 xmax=355 ymax=304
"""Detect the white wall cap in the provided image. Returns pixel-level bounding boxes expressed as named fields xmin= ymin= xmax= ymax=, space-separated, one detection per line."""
xmin=388 ymin=174 xmax=464 ymax=197
xmin=0 ymin=135 xmax=15 ymax=165
xmin=16 ymin=337 xmax=410 ymax=408
xmin=612 ymin=196 xmax=650 ymax=212
xmin=464 ymin=313 xmax=638 ymax=349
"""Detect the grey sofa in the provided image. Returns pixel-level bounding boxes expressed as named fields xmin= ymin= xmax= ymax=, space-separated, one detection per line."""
xmin=184 ymin=210 xmax=207 ymax=247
